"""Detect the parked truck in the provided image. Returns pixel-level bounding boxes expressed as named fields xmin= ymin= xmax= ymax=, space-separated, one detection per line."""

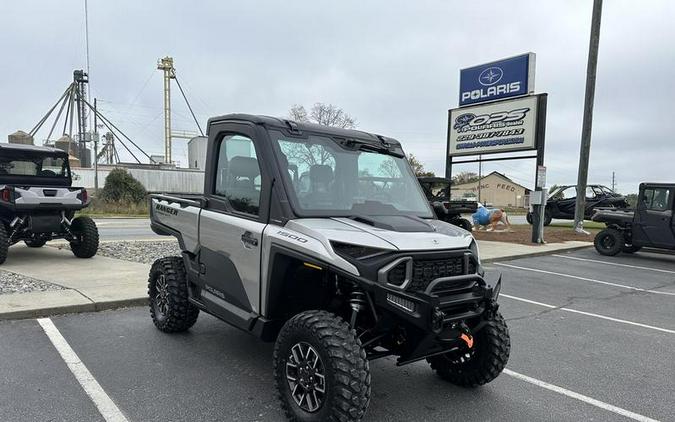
xmin=148 ymin=115 xmax=509 ymax=421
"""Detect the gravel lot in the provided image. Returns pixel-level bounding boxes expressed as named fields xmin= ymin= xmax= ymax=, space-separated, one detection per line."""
xmin=0 ymin=270 xmax=65 ymax=295
xmin=96 ymin=240 xmax=181 ymax=264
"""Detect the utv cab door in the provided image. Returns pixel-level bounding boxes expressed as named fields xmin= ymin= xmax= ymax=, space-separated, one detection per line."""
xmin=633 ymin=185 xmax=675 ymax=249
xmin=197 ymin=123 xmax=270 ymax=328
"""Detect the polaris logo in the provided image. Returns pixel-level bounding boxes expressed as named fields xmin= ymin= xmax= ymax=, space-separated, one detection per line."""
xmin=479 ymin=67 xmax=503 ymax=86
xmin=155 ymin=203 xmax=178 ymax=216
xmin=461 ymin=81 xmax=521 ymax=103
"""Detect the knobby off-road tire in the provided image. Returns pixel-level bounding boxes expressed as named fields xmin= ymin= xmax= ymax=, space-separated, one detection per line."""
xmin=427 ymin=311 xmax=510 ymax=387
xmin=527 ymin=211 xmax=552 ymax=226
xmin=25 ymin=239 xmax=47 ymax=248
xmin=594 ymin=228 xmax=623 ymax=256
xmin=148 ymin=256 xmax=199 ymax=332
xmin=453 ymin=218 xmax=473 ymax=232
xmin=69 ymin=216 xmax=99 ymax=258
xmin=274 ymin=310 xmax=371 ymax=422
xmin=0 ymin=224 xmax=8 ymax=265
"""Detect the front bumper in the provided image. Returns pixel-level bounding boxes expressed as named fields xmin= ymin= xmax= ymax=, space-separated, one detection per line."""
xmin=340 ymin=249 xmax=502 ymax=365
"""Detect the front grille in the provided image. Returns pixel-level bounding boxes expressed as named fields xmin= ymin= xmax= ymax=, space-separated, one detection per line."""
xmin=408 ymin=256 xmax=469 ymax=292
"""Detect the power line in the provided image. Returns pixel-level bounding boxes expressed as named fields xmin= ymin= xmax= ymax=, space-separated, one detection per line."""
xmin=174 ymin=75 xmax=204 ymax=136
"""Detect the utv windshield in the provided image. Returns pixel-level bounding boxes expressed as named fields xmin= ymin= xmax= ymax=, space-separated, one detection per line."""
xmin=0 ymin=151 xmax=70 ymax=180
xmin=271 ymin=130 xmax=433 ymax=218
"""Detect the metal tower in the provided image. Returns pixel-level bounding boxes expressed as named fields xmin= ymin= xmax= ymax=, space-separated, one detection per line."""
xmin=157 ymin=56 xmax=176 ymax=164
xmin=73 ymin=70 xmax=90 ymax=167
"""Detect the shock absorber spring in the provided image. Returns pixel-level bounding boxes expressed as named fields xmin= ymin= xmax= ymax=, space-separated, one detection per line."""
xmin=349 ymin=290 xmax=367 ymax=328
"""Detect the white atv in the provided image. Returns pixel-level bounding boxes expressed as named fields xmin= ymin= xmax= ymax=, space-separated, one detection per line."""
xmin=0 ymin=143 xmax=98 ymax=264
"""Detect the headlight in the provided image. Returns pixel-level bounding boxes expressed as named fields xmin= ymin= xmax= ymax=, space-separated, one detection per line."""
xmin=330 ymin=241 xmax=389 ymax=260
xmin=469 ymin=240 xmax=481 ymax=264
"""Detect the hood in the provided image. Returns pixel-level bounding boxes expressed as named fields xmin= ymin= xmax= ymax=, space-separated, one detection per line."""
xmin=285 ymin=217 xmax=473 ymax=252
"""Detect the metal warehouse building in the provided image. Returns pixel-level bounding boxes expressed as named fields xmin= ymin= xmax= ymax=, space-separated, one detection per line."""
xmin=451 ymin=171 xmax=530 ymax=208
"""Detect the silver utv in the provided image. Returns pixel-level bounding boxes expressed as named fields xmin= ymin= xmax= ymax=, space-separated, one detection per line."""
xmin=148 ymin=115 xmax=509 ymax=422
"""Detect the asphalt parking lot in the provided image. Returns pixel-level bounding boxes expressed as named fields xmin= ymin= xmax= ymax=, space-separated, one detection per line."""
xmin=1 ymin=248 xmax=674 ymax=422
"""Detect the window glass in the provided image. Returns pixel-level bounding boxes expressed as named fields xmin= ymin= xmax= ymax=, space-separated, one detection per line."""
xmin=274 ymin=132 xmax=432 ymax=217
xmin=643 ymin=188 xmax=670 ymax=211
xmin=0 ymin=154 xmax=69 ymax=178
xmin=552 ymin=186 xmax=575 ymax=200
xmin=214 ymin=134 xmax=261 ymax=215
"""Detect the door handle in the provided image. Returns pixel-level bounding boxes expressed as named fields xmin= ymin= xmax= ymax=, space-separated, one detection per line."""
xmin=241 ymin=231 xmax=259 ymax=248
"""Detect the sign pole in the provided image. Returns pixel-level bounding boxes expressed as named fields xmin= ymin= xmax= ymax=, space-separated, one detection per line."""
xmin=531 ymin=94 xmax=548 ymax=243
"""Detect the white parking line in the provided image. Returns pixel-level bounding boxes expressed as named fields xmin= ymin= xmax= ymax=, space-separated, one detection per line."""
xmin=37 ymin=318 xmax=129 ymax=422
xmin=501 ymin=294 xmax=675 ymax=334
xmin=552 ymin=254 xmax=675 ymax=275
xmin=504 ymin=369 xmax=660 ymax=422
xmin=495 ymin=263 xmax=675 ymax=296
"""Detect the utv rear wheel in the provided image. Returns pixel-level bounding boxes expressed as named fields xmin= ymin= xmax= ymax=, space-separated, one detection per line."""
xmin=527 ymin=211 xmax=552 ymax=226
xmin=274 ymin=310 xmax=370 ymax=422
xmin=427 ymin=311 xmax=510 ymax=387
xmin=25 ymin=239 xmax=47 ymax=248
xmin=148 ymin=257 xmax=199 ymax=332
xmin=594 ymin=228 xmax=623 ymax=256
xmin=0 ymin=225 xmax=8 ymax=265
xmin=69 ymin=216 xmax=99 ymax=258
xmin=543 ymin=210 xmax=552 ymax=226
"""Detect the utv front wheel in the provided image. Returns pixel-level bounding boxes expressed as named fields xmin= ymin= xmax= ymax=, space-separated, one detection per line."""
xmin=69 ymin=216 xmax=99 ymax=258
xmin=428 ymin=311 xmax=510 ymax=387
xmin=452 ymin=217 xmax=473 ymax=232
xmin=274 ymin=310 xmax=371 ymax=422
xmin=148 ymin=257 xmax=199 ymax=332
xmin=594 ymin=228 xmax=623 ymax=256
xmin=0 ymin=224 xmax=8 ymax=265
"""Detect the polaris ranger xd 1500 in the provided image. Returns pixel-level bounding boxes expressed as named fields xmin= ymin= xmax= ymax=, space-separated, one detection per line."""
xmin=149 ymin=115 xmax=509 ymax=421
xmin=0 ymin=143 xmax=98 ymax=264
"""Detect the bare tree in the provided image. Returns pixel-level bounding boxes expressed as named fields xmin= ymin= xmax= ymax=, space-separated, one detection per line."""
xmin=289 ymin=104 xmax=308 ymax=123
xmin=288 ymin=103 xmax=357 ymax=129
xmin=407 ymin=153 xmax=435 ymax=178
xmin=452 ymin=171 xmax=479 ymax=185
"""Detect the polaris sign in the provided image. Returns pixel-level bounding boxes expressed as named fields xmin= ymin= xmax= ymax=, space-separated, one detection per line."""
xmin=459 ymin=53 xmax=535 ymax=107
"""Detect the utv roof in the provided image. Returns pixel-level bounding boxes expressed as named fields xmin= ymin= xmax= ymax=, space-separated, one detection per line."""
xmin=206 ymin=113 xmax=402 ymax=147
xmin=0 ymin=142 xmax=68 ymax=156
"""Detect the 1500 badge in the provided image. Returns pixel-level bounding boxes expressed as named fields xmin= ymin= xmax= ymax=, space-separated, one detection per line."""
xmin=277 ymin=230 xmax=308 ymax=243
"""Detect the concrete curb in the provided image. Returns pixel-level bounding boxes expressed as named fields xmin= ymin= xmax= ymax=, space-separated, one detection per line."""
xmin=0 ymin=292 xmax=148 ymax=321
xmin=482 ymin=244 xmax=593 ymax=264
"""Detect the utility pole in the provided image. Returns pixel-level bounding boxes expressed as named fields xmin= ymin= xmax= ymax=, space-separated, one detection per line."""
xmin=157 ymin=56 xmax=176 ymax=164
xmin=611 ymin=171 xmax=616 ymax=192
xmin=574 ymin=0 xmax=603 ymax=233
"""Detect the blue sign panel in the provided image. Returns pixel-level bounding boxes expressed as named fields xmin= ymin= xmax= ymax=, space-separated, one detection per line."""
xmin=459 ymin=53 xmax=534 ymax=107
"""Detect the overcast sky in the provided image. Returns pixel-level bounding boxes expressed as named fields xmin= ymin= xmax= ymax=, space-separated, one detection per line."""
xmin=1 ymin=0 xmax=673 ymax=193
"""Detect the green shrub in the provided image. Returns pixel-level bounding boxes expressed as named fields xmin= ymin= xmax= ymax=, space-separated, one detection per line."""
xmin=99 ymin=169 xmax=147 ymax=203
